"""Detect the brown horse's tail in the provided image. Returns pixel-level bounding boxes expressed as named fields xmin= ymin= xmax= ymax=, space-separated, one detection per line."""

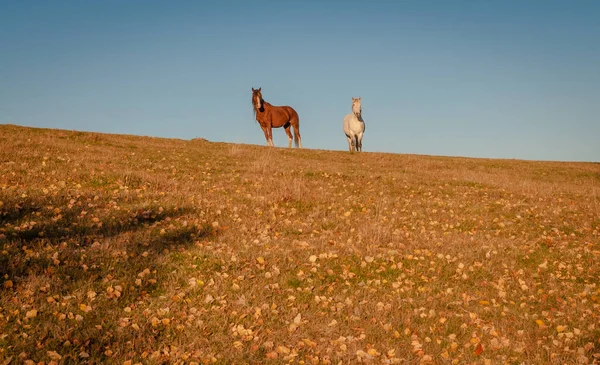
xmin=291 ymin=109 xmax=302 ymax=148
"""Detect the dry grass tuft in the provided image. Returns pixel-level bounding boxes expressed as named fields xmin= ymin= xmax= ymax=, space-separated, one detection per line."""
xmin=1 ymin=124 xmax=599 ymax=364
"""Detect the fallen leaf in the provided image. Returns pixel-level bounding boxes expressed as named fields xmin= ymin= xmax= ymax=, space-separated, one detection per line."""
xmin=47 ymin=351 xmax=62 ymax=360
xmin=474 ymin=343 xmax=483 ymax=356
xmin=26 ymin=309 xmax=37 ymax=318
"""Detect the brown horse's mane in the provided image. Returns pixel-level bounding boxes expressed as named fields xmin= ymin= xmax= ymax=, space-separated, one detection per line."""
xmin=252 ymin=93 xmax=265 ymax=120
xmin=252 ymin=98 xmax=265 ymax=116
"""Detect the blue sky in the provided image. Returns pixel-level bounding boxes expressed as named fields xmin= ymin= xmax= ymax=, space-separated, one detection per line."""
xmin=1 ymin=1 xmax=599 ymax=162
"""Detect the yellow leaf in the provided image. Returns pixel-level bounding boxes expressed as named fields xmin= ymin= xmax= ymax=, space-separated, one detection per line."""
xmin=556 ymin=325 xmax=566 ymax=333
xmin=79 ymin=304 xmax=92 ymax=313
xmin=276 ymin=346 xmax=290 ymax=354
xmin=302 ymin=338 xmax=317 ymax=348
xmin=367 ymin=348 xmax=380 ymax=356
xmin=535 ymin=319 xmax=546 ymax=328
xmin=26 ymin=309 xmax=37 ymax=318
xmin=47 ymin=351 xmax=62 ymax=360
xmin=420 ymin=354 xmax=434 ymax=364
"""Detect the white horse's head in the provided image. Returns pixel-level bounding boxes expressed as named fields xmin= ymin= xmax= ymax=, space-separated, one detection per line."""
xmin=352 ymin=97 xmax=362 ymax=118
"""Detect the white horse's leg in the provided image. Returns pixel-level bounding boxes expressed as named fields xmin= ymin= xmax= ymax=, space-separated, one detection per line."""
xmin=346 ymin=136 xmax=353 ymax=152
xmin=356 ymin=133 xmax=363 ymax=152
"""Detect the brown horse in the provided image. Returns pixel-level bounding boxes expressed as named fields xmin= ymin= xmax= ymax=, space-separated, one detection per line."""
xmin=252 ymin=87 xmax=302 ymax=148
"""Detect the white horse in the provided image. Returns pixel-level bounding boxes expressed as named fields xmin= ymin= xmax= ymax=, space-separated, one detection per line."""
xmin=343 ymin=97 xmax=365 ymax=152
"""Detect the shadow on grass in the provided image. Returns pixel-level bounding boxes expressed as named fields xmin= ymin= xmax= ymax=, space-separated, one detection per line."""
xmin=0 ymin=193 xmax=217 ymax=362
xmin=0 ymin=194 xmax=215 ymax=288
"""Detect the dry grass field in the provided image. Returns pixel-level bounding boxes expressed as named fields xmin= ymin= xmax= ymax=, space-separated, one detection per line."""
xmin=1 ymin=124 xmax=599 ymax=364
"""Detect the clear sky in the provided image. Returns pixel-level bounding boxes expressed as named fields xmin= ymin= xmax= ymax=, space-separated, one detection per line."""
xmin=1 ymin=1 xmax=599 ymax=162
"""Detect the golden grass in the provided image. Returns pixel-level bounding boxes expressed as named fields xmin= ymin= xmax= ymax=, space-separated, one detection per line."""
xmin=1 ymin=124 xmax=599 ymax=364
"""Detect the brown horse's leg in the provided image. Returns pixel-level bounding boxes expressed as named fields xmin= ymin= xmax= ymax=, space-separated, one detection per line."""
xmin=267 ymin=125 xmax=274 ymax=147
xmin=292 ymin=120 xmax=302 ymax=148
xmin=294 ymin=127 xmax=302 ymax=148
xmin=284 ymin=125 xmax=293 ymax=148
xmin=260 ymin=126 xmax=271 ymax=146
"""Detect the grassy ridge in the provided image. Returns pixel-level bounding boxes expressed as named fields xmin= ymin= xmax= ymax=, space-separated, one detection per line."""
xmin=1 ymin=124 xmax=599 ymax=364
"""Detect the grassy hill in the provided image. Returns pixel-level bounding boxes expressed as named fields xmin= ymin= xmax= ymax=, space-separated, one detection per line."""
xmin=1 ymin=124 xmax=599 ymax=364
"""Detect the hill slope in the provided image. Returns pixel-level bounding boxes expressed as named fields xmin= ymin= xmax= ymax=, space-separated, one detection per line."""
xmin=1 ymin=124 xmax=599 ymax=364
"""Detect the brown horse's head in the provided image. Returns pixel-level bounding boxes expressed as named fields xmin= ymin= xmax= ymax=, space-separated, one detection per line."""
xmin=252 ymin=87 xmax=263 ymax=112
